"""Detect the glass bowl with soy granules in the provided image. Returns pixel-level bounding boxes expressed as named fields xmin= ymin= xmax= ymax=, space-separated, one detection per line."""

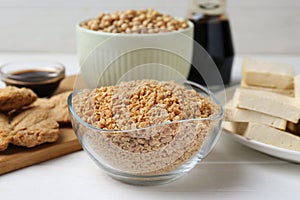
xmin=76 ymin=8 xmax=194 ymax=87
xmin=68 ymin=79 xmax=223 ymax=185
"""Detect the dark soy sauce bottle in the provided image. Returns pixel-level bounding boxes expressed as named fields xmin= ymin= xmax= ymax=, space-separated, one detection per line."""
xmin=187 ymin=0 xmax=234 ymax=88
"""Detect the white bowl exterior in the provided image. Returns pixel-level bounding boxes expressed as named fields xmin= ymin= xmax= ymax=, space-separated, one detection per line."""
xmin=76 ymin=21 xmax=194 ymax=87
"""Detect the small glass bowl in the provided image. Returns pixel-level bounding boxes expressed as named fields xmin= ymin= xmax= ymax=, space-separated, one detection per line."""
xmin=0 ymin=61 xmax=65 ymax=97
xmin=68 ymin=81 xmax=223 ymax=185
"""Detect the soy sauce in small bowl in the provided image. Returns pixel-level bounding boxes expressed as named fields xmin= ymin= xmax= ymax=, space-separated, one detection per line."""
xmin=0 ymin=61 xmax=65 ymax=97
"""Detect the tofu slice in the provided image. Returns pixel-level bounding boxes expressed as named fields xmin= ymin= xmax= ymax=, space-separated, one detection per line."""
xmin=244 ymin=123 xmax=300 ymax=152
xmin=225 ymin=100 xmax=287 ymax=130
xmin=222 ymin=121 xmax=248 ymax=135
xmin=242 ymin=58 xmax=294 ymax=89
xmin=241 ymin=80 xmax=294 ymax=97
xmin=233 ymin=88 xmax=300 ymax=123
xmin=295 ymin=74 xmax=300 ymax=100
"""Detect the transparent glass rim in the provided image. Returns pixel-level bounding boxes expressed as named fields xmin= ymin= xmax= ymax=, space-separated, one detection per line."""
xmin=0 ymin=61 xmax=65 ymax=81
xmin=68 ymin=80 xmax=224 ymax=133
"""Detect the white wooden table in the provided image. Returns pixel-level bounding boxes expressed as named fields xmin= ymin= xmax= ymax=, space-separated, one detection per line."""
xmin=1 ymin=53 xmax=299 ymax=200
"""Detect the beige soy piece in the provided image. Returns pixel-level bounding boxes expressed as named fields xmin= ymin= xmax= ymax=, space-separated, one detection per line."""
xmin=244 ymin=123 xmax=300 ymax=152
xmin=242 ymin=58 xmax=294 ymax=89
xmin=0 ymin=75 xmax=82 ymax=175
xmin=233 ymin=88 xmax=300 ymax=123
xmin=225 ymin=100 xmax=287 ymax=130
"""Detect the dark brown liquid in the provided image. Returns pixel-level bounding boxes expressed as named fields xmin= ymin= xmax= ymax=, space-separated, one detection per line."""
xmin=5 ymin=69 xmax=64 ymax=97
xmin=188 ymin=14 xmax=234 ymax=86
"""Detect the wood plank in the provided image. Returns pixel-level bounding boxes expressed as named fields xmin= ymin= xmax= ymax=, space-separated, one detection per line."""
xmin=0 ymin=128 xmax=81 ymax=175
xmin=0 ymin=75 xmax=82 ymax=175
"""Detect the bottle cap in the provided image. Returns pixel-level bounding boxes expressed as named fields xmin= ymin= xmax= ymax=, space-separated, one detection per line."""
xmin=188 ymin=0 xmax=226 ymax=16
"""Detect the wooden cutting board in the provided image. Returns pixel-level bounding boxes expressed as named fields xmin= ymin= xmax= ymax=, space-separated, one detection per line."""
xmin=0 ymin=75 xmax=82 ymax=175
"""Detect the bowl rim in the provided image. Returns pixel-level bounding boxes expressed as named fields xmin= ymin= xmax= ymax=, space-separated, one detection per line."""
xmin=76 ymin=18 xmax=194 ymax=37
xmin=68 ymin=80 xmax=224 ymax=133
xmin=0 ymin=60 xmax=65 ymax=83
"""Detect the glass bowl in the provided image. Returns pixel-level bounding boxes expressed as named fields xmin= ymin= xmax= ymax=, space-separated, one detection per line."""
xmin=68 ymin=80 xmax=223 ymax=185
xmin=0 ymin=61 xmax=65 ymax=97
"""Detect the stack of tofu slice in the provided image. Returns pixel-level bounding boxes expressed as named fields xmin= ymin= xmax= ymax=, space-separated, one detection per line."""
xmin=223 ymin=58 xmax=300 ymax=151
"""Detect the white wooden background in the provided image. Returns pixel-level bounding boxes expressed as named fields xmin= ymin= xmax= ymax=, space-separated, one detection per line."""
xmin=1 ymin=0 xmax=299 ymax=54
